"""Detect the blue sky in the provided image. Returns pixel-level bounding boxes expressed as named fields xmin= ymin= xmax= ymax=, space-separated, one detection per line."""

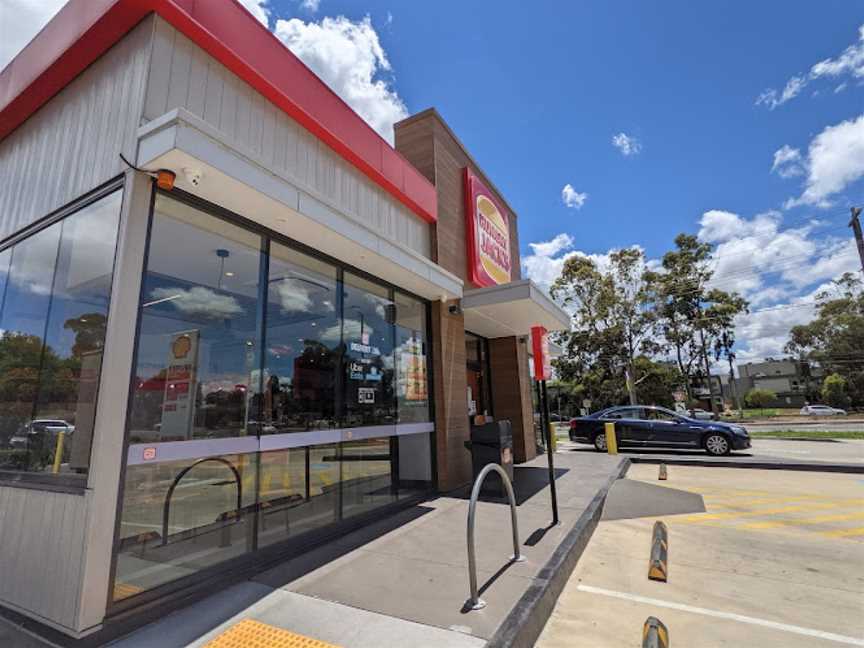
xmin=2 ymin=0 xmax=863 ymax=365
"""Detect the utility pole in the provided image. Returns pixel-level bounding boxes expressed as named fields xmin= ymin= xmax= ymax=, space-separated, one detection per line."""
xmin=851 ymin=207 xmax=864 ymax=274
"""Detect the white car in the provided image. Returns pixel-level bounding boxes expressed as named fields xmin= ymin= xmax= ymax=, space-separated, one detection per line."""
xmin=687 ymin=408 xmax=717 ymax=421
xmin=800 ymin=405 xmax=847 ymax=416
xmin=8 ymin=419 xmax=74 ymax=449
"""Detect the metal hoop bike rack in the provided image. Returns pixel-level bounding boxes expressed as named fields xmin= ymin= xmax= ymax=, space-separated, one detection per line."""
xmin=466 ymin=463 xmax=524 ymax=611
xmin=162 ymin=456 xmax=243 ymax=546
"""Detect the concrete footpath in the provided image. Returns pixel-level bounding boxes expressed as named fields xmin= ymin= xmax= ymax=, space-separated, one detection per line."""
xmin=94 ymin=451 xmax=628 ymax=648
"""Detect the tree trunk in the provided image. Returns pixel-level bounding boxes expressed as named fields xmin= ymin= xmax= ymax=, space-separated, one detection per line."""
xmin=697 ymin=320 xmax=719 ymax=417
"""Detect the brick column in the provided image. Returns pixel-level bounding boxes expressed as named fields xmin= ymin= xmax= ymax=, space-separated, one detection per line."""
xmin=430 ymin=300 xmax=472 ymax=491
xmin=488 ymin=336 xmax=537 ymax=463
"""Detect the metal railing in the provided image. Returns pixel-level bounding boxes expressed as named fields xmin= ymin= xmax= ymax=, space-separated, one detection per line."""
xmin=466 ymin=463 xmax=524 ymax=610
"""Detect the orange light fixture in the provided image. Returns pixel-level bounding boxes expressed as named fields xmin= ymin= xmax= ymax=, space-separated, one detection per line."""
xmin=156 ymin=169 xmax=176 ymax=190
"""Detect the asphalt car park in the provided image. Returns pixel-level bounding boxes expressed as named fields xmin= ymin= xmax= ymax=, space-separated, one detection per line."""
xmin=537 ymin=464 xmax=864 ymax=647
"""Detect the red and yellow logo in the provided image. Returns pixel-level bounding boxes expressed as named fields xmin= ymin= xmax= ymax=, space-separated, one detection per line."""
xmin=465 ymin=169 xmax=512 ymax=287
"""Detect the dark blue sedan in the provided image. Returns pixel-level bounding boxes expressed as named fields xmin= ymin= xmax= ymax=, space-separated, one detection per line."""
xmin=569 ymin=405 xmax=751 ymax=456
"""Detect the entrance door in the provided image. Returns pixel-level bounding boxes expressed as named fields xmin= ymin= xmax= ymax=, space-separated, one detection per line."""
xmin=465 ymin=332 xmax=492 ymax=424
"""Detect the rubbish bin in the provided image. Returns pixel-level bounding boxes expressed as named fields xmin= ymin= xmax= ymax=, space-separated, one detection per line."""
xmin=464 ymin=420 xmax=514 ymax=497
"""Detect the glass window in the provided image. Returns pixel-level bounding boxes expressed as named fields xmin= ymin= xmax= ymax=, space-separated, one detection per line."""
xmin=342 ymin=273 xmax=394 ymax=427
xmin=647 ymin=409 xmax=679 ymax=422
xmin=127 ymin=196 xmax=263 ymax=443
xmin=113 ymin=452 xmax=258 ymax=601
xmin=263 ymin=244 xmax=339 ymax=433
xmin=0 ymin=190 xmax=121 ymax=481
xmin=341 ymin=436 xmax=395 ymax=518
xmin=394 ymin=292 xmax=430 ymax=423
xmin=257 ymin=443 xmax=339 ymax=549
xmin=465 ymin=332 xmax=492 ymax=421
xmin=396 ymin=432 xmax=432 ymax=500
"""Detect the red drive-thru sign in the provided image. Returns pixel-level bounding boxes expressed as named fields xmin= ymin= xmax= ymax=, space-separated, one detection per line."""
xmin=464 ymin=168 xmax=512 ymax=287
xmin=531 ymin=326 xmax=552 ymax=381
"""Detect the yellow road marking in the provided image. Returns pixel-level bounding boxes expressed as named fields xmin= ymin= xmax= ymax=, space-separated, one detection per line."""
xmin=821 ymin=526 xmax=864 ymax=539
xmin=678 ymin=500 xmax=863 ymax=523
xmin=743 ymin=511 xmax=864 ymax=530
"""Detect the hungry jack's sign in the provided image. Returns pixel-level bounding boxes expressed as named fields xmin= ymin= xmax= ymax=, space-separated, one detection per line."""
xmin=464 ymin=168 xmax=512 ymax=287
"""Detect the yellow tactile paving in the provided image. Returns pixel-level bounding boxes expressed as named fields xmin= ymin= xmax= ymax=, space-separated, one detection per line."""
xmin=203 ymin=619 xmax=341 ymax=648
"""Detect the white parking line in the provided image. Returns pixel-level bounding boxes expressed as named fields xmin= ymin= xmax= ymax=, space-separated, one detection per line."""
xmin=577 ymin=584 xmax=864 ymax=646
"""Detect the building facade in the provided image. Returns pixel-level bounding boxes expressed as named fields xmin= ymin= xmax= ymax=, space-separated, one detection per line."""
xmin=0 ymin=0 xmax=568 ymax=638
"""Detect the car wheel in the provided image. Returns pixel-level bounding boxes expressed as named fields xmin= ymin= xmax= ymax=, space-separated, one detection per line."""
xmin=593 ymin=432 xmax=608 ymax=452
xmin=704 ymin=433 xmax=730 ymax=456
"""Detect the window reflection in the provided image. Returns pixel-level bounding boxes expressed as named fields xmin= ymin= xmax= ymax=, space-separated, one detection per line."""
xmin=128 ymin=197 xmax=263 ymax=443
xmin=343 ymin=273 xmax=394 ymax=427
xmin=0 ymin=191 xmax=121 ymax=480
xmin=113 ymin=453 xmax=257 ymax=600
xmin=395 ymin=292 xmax=430 ymax=423
xmin=263 ymin=244 xmax=339 ymax=433
xmin=341 ymin=437 xmax=395 ymax=518
xmin=256 ymin=444 xmax=339 ymax=548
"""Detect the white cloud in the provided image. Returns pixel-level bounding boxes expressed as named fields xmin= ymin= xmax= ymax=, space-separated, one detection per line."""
xmin=521 ymin=233 xmax=645 ymax=292
xmin=0 ymin=0 xmax=67 ymax=72
xmin=756 ymin=24 xmax=864 ymax=109
xmin=529 ymin=233 xmax=574 ymax=257
xmin=786 ymin=114 xmax=864 ymax=208
xmin=238 ymin=0 xmax=270 ymax=26
xmin=299 ymin=0 xmax=321 ymax=12
xmin=695 ymin=207 xmax=860 ymax=362
xmin=149 ymin=287 xmax=245 ymax=318
xmin=274 ymin=15 xmax=407 ymax=144
xmin=611 ymin=132 xmax=641 ymax=156
xmin=561 ymin=184 xmax=588 ymax=209
xmin=835 ymin=82 xmax=848 ymax=94
xmin=771 ymin=145 xmax=804 ymax=178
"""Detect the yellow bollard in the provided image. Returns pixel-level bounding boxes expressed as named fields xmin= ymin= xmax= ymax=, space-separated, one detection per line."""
xmin=548 ymin=422 xmax=557 ymax=452
xmin=52 ymin=431 xmax=66 ymax=474
xmin=604 ymin=422 xmax=618 ymax=454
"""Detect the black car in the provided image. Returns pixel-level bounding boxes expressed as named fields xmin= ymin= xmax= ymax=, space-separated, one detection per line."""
xmin=569 ymin=405 xmax=751 ymax=456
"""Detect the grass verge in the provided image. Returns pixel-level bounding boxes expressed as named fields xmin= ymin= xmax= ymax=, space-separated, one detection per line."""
xmin=749 ymin=429 xmax=864 ymax=440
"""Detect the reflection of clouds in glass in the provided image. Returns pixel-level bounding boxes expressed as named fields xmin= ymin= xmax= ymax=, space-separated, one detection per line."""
xmin=10 ymin=231 xmax=59 ymax=297
xmin=319 ymin=318 xmax=374 ymax=343
xmin=363 ymin=292 xmax=390 ymax=319
xmin=275 ymin=279 xmax=313 ymax=313
xmin=150 ymin=286 xmax=244 ymax=318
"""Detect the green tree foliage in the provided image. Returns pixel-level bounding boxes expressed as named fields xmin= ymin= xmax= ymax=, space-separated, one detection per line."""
xmin=644 ymin=235 xmax=748 ymax=410
xmin=550 ymin=247 xmax=657 ymax=408
xmin=821 ymin=373 xmax=849 ymax=409
xmin=786 ymin=273 xmax=864 ymax=407
xmin=745 ymin=387 xmax=776 ymax=412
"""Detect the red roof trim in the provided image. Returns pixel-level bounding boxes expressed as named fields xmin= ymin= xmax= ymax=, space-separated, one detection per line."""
xmin=0 ymin=0 xmax=437 ymax=224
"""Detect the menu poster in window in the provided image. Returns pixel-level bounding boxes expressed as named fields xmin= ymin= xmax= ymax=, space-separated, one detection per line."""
xmin=160 ymin=330 xmax=199 ymax=439
xmin=399 ymin=337 xmax=427 ymax=401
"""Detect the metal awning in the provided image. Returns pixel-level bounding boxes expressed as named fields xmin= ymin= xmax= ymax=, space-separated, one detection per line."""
xmin=462 ymin=280 xmax=570 ymax=338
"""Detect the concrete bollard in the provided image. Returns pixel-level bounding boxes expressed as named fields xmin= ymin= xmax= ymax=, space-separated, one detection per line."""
xmin=604 ymin=422 xmax=618 ymax=454
xmin=658 ymin=463 xmax=667 ymax=480
xmin=642 ymin=616 xmax=669 ymax=648
xmin=648 ymin=521 xmax=668 ymax=582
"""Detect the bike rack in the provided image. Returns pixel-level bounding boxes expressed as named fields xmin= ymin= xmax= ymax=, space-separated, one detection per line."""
xmin=162 ymin=457 xmax=243 ymax=546
xmin=466 ymin=463 xmax=524 ymax=611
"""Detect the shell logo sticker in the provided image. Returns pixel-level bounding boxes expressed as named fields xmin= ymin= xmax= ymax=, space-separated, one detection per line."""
xmin=465 ymin=169 xmax=512 ymax=287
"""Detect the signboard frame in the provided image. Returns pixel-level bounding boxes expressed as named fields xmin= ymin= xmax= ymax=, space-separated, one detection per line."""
xmin=464 ymin=168 xmax=513 ymax=287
